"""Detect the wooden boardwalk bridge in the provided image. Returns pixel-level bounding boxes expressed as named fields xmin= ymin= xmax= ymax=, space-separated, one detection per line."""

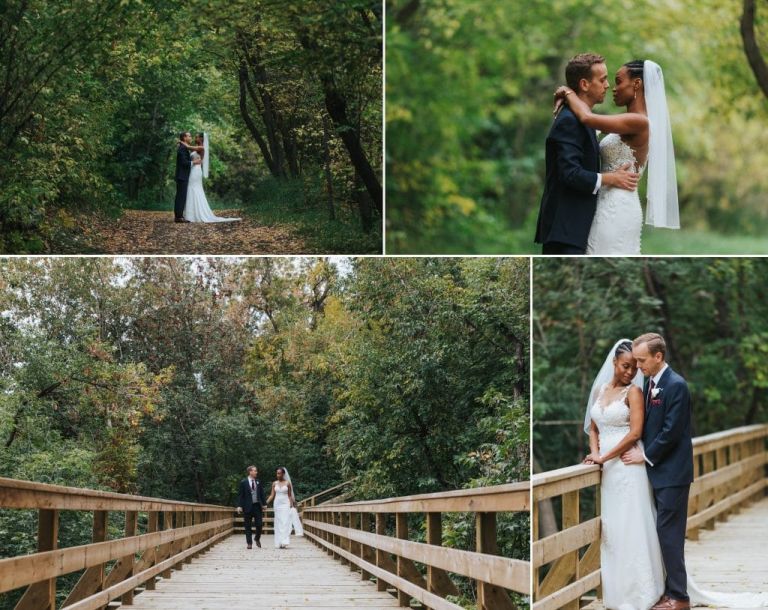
xmin=0 ymin=477 xmax=530 ymax=609
xmin=532 ymin=424 xmax=768 ymax=610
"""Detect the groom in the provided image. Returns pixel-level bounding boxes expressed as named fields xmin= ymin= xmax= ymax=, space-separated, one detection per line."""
xmin=237 ymin=465 xmax=267 ymax=549
xmin=534 ymin=53 xmax=639 ymax=254
xmin=623 ymin=333 xmax=694 ymax=610
xmin=174 ymin=132 xmax=200 ymax=223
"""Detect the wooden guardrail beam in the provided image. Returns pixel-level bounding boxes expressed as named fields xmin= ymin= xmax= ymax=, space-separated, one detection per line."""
xmin=303 ymin=482 xmax=531 ymax=610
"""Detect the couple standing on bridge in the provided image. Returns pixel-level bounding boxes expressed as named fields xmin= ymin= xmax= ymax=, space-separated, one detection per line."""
xmin=585 ymin=333 xmax=768 ymax=610
xmin=236 ymin=465 xmax=304 ymax=550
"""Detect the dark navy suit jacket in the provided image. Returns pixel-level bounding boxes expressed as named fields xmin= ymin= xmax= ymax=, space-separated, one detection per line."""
xmin=238 ymin=478 xmax=266 ymax=513
xmin=642 ymin=366 xmax=694 ymax=489
xmin=534 ymin=107 xmax=600 ymax=250
xmin=175 ymin=144 xmax=192 ymax=182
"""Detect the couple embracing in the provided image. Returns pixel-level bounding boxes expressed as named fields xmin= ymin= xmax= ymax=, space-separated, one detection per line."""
xmin=174 ymin=131 xmax=240 ymax=224
xmin=536 ymin=53 xmax=679 ymax=255
xmin=586 ymin=333 xmax=767 ymax=609
xmin=236 ymin=465 xmax=303 ymax=550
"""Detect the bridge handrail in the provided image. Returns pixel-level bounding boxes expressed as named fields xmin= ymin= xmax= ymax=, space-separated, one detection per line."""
xmin=302 ymin=482 xmax=530 ymax=610
xmin=297 ymin=479 xmax=356 ymax=507
xmin=0 ymin=476 xmax=232 ymax=512
xmin=0 ymin=477 xmax=234 ymax=610
xmin=531 ymin=423 xmax=768 ymax=610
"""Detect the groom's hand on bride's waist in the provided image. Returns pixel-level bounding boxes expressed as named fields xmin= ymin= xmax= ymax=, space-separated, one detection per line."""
xmin=602 ymin=162 xmax=639 ymax=191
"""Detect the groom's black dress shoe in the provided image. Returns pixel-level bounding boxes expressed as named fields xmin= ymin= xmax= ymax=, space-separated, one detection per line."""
xmin=174 ymin=218 xmax=190 ymax=223
xmin=256 ymin=539 xmax=261 ymax=548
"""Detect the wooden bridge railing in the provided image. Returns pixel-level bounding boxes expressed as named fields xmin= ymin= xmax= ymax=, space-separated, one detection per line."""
xmin=302 ymin=482 xmax=531 ymax=610
xmin=0 ymin=477 xmax=233 ymax=610
xmin=532 ymin=423 xmax=768 ymax=610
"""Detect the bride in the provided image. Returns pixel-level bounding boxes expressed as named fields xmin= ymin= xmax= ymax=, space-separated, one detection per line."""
xmin=585 ymin=339 xmax=768 ymax=609
xmin=555 ymin=60 xmax=679 ymax=254
xmin=178 ymin=133 xmax=240 ymax=223
xmin=267 ymin=467 xmax=297 ymax=549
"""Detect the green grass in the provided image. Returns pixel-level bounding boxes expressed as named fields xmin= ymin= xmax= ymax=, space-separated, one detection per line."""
xmin=642 ymin=227 xmax=768 ymax=255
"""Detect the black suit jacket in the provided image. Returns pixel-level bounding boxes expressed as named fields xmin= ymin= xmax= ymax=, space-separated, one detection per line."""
xmin=642 ymin=366 xmax=694 ymax=489
xmin=175 ymin=144 xmax=191 ymax=182
xmin=238 ymin=478 xmax=266 ymax=513
xmin=534 ymin=107 xmax=600 ymax=250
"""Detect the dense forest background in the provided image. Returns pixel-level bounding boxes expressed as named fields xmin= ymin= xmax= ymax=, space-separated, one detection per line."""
xmin=533 ymin=258 xmax=768 ymax=473
xmin=387 ymin=0 xmax=768 ymax=254
xmin=0 ymin=257 xmax=529 ymax=608
xmin=0 ymin=1 xmax=382 ymax=254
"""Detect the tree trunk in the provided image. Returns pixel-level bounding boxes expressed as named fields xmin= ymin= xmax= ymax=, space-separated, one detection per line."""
xmin=322 ymin=116 xmax=336 ymax=221
xmin=741 ymin=0 xmax=768 ymax=99
xmin=238 ymin=63 xmax=280 ymax=178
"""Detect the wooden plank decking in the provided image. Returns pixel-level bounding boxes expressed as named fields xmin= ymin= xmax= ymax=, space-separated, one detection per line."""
xmin=685 ymin=496 xmax=768 ymax=600
xmin=584 ymin=496 xmax=768 ymax=610
xmin=128 ymin=534 xmax=401 ymax=610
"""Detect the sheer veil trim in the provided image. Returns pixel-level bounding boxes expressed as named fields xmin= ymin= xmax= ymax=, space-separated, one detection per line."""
xmin=202 ymin=132 xmax=210 ymax=179
xmin=644 ymin=60 xmax=679 ymax=229
xmin=584 ymin=338 xmax=644 ymax=434
xmin=282 ymin=467 xmax=296 ymax=503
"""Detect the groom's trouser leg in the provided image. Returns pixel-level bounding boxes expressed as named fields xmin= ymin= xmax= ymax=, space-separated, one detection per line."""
xmin=654 ymin=485 xmax=690 ymax=600
xmin=174 ymin=179 xmax=187 ymax=219
xmin=254 ymin=510 xmax=263 ymax=542
xmin=243 ymin=510 xmax=254 ymax=546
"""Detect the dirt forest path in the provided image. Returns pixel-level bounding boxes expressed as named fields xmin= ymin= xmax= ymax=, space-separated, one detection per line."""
xmin=91 ymin=209 xmax=316 ymax=254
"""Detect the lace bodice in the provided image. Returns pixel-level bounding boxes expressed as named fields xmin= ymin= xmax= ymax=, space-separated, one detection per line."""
xmin=586 ymin=134 xmax=644 ymax=255
xmin=590 ymin=383 xmax=631 ymax=440
xmin=599 ymin=133 xmax=644 ymax=174
xmin=190 ymin=151 xmax=200 ymax=161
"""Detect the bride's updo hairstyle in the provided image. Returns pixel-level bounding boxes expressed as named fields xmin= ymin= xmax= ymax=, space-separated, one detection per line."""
xmin=614 ymin=340 xmax=634 ymax=360
xmin=624 ymin=59 xmax=646 ymax=80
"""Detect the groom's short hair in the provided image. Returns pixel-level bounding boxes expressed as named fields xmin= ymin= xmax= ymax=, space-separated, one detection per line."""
xmin=566 ymin=53 xmax=605 ymax=90
xmin=246 ymin=465 xmax=257 ymax=474
xmin=633 ymin=333 xmax=666 ymax=357
xmin=179 ymin=131 xmax=189 ymax=140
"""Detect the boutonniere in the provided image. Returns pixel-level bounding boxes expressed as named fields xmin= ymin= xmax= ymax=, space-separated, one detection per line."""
xmin=651 ymin=387 xmax=662 ymax=399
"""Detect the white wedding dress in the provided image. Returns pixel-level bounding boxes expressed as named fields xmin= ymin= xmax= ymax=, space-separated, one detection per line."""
xmin=592 ymin=384 xmax=664 ymax=610
xmin=273 ymin=482 xmax=292 ymax=548
xmin=591 ymin=383 xmax=768 ymax=609
xmin=586 ymin=134 xmax=644 ymax=255
xmin=183 ymin=152 xmax=240 ymax=223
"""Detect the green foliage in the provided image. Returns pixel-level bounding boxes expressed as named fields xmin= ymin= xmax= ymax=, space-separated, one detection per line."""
xmin=386 ymin=0 xmax=768 ymax=253
xmin=533 ymin=257 xmax=768 ymax=472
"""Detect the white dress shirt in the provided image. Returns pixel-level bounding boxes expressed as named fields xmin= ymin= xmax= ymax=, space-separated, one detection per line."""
xmin=644 ymin=363 xmax=670 ymax=466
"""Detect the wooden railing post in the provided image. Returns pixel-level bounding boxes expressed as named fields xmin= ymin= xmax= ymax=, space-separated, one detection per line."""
xmin=15 ymin=508 xmax=59 ymax=610
xmin=144 ymin=511 xmax=159 ymax=589
xmin=62 ymin=509 xmax=109 ymax=606
xmin=339 ymin=511 xmax=350 ymax=567
xmin=161 ymin=510 xmax=173 ymax=579
xmin=426 ymin=512 xmax=460 ymax=599
xmin=395 ymin=513 xmax=410 ymax=606
xmin=375 ymin=514 xmax=389 ymax=592
xmin=476 ymin=512 xmax=515 ymax=610
xmin=121 ymin=510 xmax=138 ymax=605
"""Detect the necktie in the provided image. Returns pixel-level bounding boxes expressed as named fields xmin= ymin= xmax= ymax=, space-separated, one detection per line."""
xmin=648 ymin=379 xmax=655 ymax=405
xmin=251 ymin=480 xmax=255 ymax=491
